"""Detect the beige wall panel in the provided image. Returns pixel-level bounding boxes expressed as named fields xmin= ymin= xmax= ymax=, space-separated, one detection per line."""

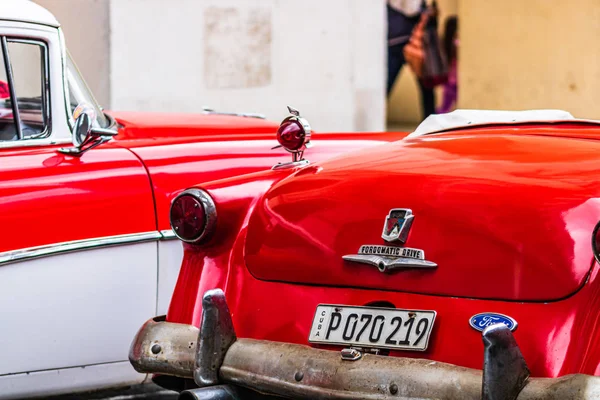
xmin=459 ymin=0 xmax=600 ymax=118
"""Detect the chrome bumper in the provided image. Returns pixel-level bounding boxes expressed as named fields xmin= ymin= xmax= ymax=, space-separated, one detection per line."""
xmin=130 ymin=291 xmax=600 ymax=400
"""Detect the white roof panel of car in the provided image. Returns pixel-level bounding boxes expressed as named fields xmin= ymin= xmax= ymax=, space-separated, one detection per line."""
xmin=405 ymin=109 xmax=600 ymax=137
xmin=0 ymin=0 xmax=59 ymax=28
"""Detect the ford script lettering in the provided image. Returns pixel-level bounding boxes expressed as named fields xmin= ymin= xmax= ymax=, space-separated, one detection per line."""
xmin=469 ymin=313 xmax=517 ymax=332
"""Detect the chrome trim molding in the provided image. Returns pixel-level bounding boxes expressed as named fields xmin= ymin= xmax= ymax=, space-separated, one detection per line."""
xmin=272 ymin=159 xmax=310 ymax=170
xmin=2 ymin=36 xmax=23 ymax=140
xmin=0 ymin=136 xmax=70 ymax=149
xmin=0 ymin=231 xmax=162 ymax=266
xmin=160 ymin=229 xmax=177 ymax=240
xmin=343 ymin=253 xmax=437 ymax=272
xmin=6 ymin=37 xmax=52 ymax=141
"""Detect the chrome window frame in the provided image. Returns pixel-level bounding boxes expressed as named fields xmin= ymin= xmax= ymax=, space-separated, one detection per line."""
xmin=58 ymin=27 xmax=70 ymax=131
xmin=2 ymin=37 xmax=52 ymax=141
xmin=1 ymin=36 xmax=21 ymax=139
xmin=0 ymin=22 xmax=116 ymax=150
xmin=0 ymin=22 xmax=69 ymax=150
xmin=59 ymin=28 xmax=115 ymax=132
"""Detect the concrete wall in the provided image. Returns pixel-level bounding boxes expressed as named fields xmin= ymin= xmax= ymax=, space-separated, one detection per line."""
xmin=34 ymin=0 xmax=386 ymax=132
xmin=458 ymin=0 xmax=600 ymax=119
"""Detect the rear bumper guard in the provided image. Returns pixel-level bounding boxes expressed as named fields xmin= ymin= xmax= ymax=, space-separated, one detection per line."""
xmin=130 ymin=290 xmax=600 ymax=400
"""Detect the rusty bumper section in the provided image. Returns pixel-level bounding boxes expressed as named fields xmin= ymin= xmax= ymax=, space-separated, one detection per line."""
xmin=129 ymin=316 xmax=198 ymax=378
xmin=130 ymin=291 xmax=600 ymax=400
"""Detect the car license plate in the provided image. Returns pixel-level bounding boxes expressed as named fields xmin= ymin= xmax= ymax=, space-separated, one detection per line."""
xmin=308 ymin=304 xmax=436 ymax=351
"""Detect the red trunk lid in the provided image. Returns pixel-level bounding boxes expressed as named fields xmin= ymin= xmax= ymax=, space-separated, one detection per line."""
xmin=244 ymin=132 xmax=600 ymax=301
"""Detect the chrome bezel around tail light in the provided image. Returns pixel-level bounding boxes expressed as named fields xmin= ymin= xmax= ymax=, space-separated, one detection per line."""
xmin=592 ymin=220 xmax=600 ymax=264
xmin=170 ymin=188 xmax=217 ymax=244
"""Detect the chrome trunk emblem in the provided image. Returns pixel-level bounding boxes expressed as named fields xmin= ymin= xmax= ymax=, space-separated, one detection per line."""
xmin=343 ymin=209 xmax=437 ymax=273
xmin=342 ymin=245 xmax=437 ymax=272
xmin=382 ymin=208 xmax=414 ymax=243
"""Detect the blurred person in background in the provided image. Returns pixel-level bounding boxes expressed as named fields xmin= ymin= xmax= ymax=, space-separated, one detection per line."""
xmin=387 ymin=0 xmax=436 ymax=120
xmin=437 ymin=15 xmax=458 ymax=113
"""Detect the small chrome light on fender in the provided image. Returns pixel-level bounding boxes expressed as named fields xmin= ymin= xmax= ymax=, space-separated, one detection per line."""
xmin=593 ymin=221 xmax=600 ymax=264
xmin=169 ymin=188 xmax=217 ymax=243
xmin=272 ymin=105 xmax=312 ymax=170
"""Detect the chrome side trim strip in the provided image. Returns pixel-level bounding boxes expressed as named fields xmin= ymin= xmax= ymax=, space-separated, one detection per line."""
xmin=0 ymin=231 xmax=162 ymax=266
xmin=160 ymin=229 xmax=177 ymax=240
xmin=0 ymin=137 xmax=70 ymax=149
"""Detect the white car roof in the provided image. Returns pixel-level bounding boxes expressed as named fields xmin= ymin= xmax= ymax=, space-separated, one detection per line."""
xmin=0 ymin=0 xmax=59 ymax=28
xmin=407 ymin=109 xmax=600 ymax=137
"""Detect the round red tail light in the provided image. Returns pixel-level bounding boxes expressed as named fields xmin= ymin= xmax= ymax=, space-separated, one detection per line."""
xmin=170 ymin=189 xmax=217 ymax=243
xmin=277 ymin=120 xmax=306 ymax=151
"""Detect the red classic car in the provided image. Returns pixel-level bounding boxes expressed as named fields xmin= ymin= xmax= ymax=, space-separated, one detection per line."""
xmin=0 ymin=2 xmax=407 ymax=399
xmin=131 ymin=109 xmax=600 ymax=399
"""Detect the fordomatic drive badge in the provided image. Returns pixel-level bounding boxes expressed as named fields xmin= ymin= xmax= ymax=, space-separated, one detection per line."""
xmin=343 ymin=209 xmax=437 ymax=273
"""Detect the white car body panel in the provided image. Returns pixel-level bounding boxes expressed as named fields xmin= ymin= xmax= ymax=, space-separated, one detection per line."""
xmin=0 ymin=0 xmax=59 ymax=28
xmin=157 ymin=239 xmax=184 ymax=316
xmin=0 ymin=243 xmax=157 ymax=375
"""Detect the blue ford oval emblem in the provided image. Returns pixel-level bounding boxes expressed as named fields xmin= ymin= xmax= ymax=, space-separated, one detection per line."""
xmin=469 ymin=313 xmax=517 ymax=332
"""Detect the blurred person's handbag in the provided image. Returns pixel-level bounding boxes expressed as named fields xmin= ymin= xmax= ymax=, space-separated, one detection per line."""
xmin=403 ymin=2 xmax=447 ymax=88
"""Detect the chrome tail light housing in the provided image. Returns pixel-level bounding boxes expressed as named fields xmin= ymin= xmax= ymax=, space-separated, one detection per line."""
xmin=170 ymin=188 xmax=217 ymax=243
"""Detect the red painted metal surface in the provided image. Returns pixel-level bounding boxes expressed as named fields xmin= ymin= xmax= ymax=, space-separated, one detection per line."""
xmin=110 ymin=111 xmax=280 ymax=139
xmin=172 ymin=242 xmax=600 ymax=378
xmin=166 ymin=124 xmax=600 ymax=379
xmin=110 ymin=111 xmax=408 ymax=232
xmin=0 ymin=144 xmax=155 ymax=252
xmin=0 ymin=111 xmax=406 ymax=253
xmin=244 ymin=132 xmax=600 ymax=301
